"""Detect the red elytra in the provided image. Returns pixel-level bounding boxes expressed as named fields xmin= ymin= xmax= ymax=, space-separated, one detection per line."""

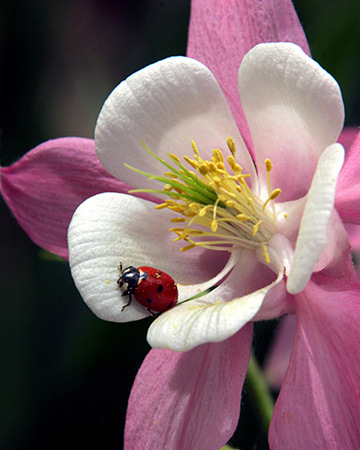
xmin=134 ymin=266 xmax=178 ymax=312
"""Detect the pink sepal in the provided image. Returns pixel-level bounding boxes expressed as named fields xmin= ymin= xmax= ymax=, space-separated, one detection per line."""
xmin=187 ymin=0 xmax=310 ymax=155
xmin=124 ymin=324 xmax=253 ymax=450
xmin=269 ymin=275 xmax=360 ymax=449
xmin=1 ymin=138 xmax=136 ymax=259
xmin=336 ymin=129 xmax=360 ymax=224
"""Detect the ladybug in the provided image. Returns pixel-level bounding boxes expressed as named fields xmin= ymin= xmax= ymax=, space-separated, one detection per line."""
xmin=117 ymin=262 xmax=178 ymax=314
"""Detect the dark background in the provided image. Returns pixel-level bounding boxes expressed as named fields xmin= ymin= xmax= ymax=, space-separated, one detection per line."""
xmin=0 ymin=1 xmax=359 ymax=449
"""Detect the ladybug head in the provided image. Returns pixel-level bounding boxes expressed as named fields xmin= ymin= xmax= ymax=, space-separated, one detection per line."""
xmin=118 ymin=265 xmax=140 ymax=294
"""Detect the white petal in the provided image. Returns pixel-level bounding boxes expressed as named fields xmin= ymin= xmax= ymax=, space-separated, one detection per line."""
xmin=95 ymin=56 xmax=257 ymax=192
xmin=147 ymin=252 xmax=283 ymax=352
xmin=287 ymin=143 xmax=345 ymax=294
xmin=238 ymin=43 xmax=344 ymax=201
xmin=68 ymin=193 xmax=228 ymax=322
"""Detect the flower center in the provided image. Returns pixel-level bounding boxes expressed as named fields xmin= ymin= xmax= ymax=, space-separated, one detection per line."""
xmin=127 ymin=138 xmax=281 ymax=264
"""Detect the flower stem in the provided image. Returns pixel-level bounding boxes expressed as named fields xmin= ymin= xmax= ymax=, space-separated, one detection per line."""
xmin=246 ymin=352 xmax=275 ymax=432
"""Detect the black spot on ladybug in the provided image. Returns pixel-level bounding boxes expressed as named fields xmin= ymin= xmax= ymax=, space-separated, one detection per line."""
xmin=146 ymin=298 xmax=152 ymax=304
xmin=157 ymin=285 xmax=164 ymax=293
xmin=167 ymin=302 xmax=174 ymax=309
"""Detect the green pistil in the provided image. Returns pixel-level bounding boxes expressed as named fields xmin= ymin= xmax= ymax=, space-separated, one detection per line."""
xmin=126 ymin=142 xmax=220 ymax=206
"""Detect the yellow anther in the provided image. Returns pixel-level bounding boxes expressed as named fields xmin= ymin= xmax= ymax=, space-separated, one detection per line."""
xmin=167 ymin=205 xmax=184 ymax=212
xmin=199 ymin=205 xmax=212 ymax=217
xmin=284 ymin=212 xmax=288 ymax=218
xmin=269 ymin=188 xmax=281 ymax=200
xmin=184 ymin=230 xmax=203 ymax=236
xmin=163 ymin=184 xmax=173 ymax=192
xmin=213 ymin=148 xmax=224 ymax=163
xmin=169 ymin=227 xmax=185 ymax=233
xmin=253 ymin=220 xmax=265 ymax=237
xmin=211 ymin=220 xmax=218 ymax=232
xmin=265 ymin=158 xmax=273 ymax=172
xmin=227 ymin=155 xmax=237 ymax=171
xmin=227 ymin=136 xmax=236 ymax=156
xmin=261 ymin=243 xmax=270 ymax=264
xmin=155 ymin=203 xmax=168 ymax=210
xmin=180 ymin=243 xmax=196 ymax=252
xmin=198 ymin=163 xmax=209 ymax=175
xmin=189 ymin=202 xmax=200 ymax=210
xmin=236 ymin=214 xmax=249 ymax=221
xmin=263 ymin=189 xmax=282 ymax=211
xmin=164 ymin=172 xmax=177 ymax=178
xmin=170 ymin=217 xmax=187 ymax=223
xmin=191 ymin=140 xmax=199 ymax=155
xmin=183 ymin=155 xmax=198 ymax=170
xmin=213 ymin=176 xmax=221 ymax=184
xmin=219 ymin=186 xmax=233 ymax=197
xmin=170 ymin=153 xmax=181 ymax=162
xmin=209 ymin=162 xmax=217 ymax=172
xmin=169 ymin=228 xmax=184 ymax=237
xmin=226 ymin=200 xmax=236 ymax=208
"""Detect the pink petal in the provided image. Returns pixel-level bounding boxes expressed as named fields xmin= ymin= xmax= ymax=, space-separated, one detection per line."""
xmin=0 ymin=138 xmax=139 ymax=259
xmin=337 ymin=126 xmax=359 ymax=151
xmin=335 ymin=130 xmax=360 ymax=224
xmin=264 ymin=314 xmax=296 ymax=391
xmin=269 ymin=276 xmax=360 ymax=448
xmin=187 ymin=0 xmax=310 ymax=154
xmin=315 ymin=211 xmax=358 ymax=284
xmin=346 ymin=223 xmax=360 ymax=251
xmin=125 ymin=325 xmax=253 ymax=450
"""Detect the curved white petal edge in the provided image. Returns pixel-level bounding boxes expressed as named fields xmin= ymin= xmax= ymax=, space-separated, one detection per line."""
xmin=148 ymin=261 xmax=283 ymax=352
xmin=95 ymin=56 xmax=257 ymax=192
xmin=287 ymin=143 xmax=345 ymax=294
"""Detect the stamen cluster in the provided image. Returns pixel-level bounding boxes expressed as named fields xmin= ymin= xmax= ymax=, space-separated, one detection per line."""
xmin=127 ymin=138 xmax=281 ymax=263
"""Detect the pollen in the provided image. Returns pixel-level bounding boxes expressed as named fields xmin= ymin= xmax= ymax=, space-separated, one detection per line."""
xmin=126 ymin=139 xmax=280 ymax=263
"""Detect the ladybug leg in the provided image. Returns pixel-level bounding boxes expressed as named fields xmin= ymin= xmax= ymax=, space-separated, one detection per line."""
xmin=147 ymin=308 xmax=160 ymax=318
xmin=117 ymin=262 xmax=124 ymax=289
xmin=121 ymin=292 xmax=132 ymax=311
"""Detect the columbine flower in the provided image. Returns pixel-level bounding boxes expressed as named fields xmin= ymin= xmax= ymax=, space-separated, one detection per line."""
xmin=68 ymin=40 xmax=360 ymax=449
xmin=2 ymin=0 xmax=360 ymax=448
